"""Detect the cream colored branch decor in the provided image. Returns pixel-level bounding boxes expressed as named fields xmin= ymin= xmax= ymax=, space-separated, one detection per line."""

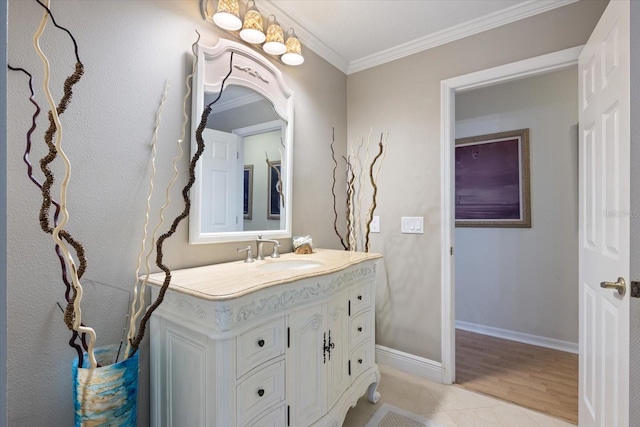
xmin=124 ymin=34 xmax=200 ymax=360
xmin=124 ymin=80 xmax=170 ymax=359
xmin=354 ymin=133 xmax=368 ymax=250
xmin=128 ymin=52 xmax=236 ymax=355
xmin=343 ymin=155 xmax=355 ymax=250
xmin=33 ymin=0 xmax=97 ymax=368
xmin=330 ymin=129 xmax=387 ymax=253
xmin=347 ymin=144 xmax=357 ymax=251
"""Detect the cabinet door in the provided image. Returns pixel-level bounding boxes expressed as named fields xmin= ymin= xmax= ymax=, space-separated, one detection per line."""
xmin=288 ymin=303 xmax=327 ymax=426
xmin=327 ymin=292 xmax=350 ymax=408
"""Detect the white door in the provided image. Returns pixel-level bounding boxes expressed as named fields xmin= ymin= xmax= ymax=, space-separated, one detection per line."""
xmin=200 ymin=128 xmax=241 ymax=233
xmin=578 ymin=1 xmax=630 ymax=426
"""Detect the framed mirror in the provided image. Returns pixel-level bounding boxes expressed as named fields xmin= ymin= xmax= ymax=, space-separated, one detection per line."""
xmin=190 ymin=39 xmax=294 ymax=244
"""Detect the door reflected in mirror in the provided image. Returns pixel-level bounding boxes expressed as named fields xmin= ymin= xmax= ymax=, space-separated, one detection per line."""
xmin=202 ymin=86 xmax=285 ymax=233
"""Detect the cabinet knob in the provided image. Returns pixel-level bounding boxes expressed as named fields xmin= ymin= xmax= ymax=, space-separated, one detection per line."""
xmin=357 ymin=295 xmax=363 ymax=300
xmin=257 ymin=388 xmax=265 ymax=397
xmin=357 ymin=327 xmax=362 ymax=332
xmin=358 ymin=359 xmax=363 ymax=364
xmin=258 ymin=339 xmax=265 ymax=347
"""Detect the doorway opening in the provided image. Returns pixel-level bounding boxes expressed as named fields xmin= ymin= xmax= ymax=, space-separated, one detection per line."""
xmin=451 ymin=68 xmax=579 ymax=422
xmin=439 ymin=46 xmax=583 ymax=420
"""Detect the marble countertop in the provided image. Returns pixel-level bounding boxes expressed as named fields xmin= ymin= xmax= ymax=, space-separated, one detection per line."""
xmin=144 ymin=248 xmax=382 ymax=301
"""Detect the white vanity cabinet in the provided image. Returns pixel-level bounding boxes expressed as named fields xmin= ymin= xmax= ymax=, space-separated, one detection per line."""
xmin=147 ymin=249 xmax=381 ymax=427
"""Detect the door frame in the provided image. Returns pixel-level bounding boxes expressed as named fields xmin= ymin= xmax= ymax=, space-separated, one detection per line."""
xmin=439 ymin=45 xmax=583 ymax=384
xmin=1 ymin=0 xmax=7 ymax=425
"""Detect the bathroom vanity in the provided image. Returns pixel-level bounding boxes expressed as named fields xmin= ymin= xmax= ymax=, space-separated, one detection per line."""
xmin=146 ymin=248 xmax=382 ymax=427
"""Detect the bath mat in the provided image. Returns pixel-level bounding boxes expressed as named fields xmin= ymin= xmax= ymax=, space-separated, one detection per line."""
xmin=365 ymin=403 xmax=442 ymax=427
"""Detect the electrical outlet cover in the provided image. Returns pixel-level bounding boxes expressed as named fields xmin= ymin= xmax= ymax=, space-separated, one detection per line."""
xmin=370 ymin=216 xmax=380 ymax=233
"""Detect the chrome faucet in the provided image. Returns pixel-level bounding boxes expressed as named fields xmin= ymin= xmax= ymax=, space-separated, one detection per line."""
xmin=256 ymin=235 xmax=281 ymax=260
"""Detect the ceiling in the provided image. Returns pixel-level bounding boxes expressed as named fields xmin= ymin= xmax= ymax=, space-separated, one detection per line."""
xmin=258 ymin=0 xmax=578 ymax=74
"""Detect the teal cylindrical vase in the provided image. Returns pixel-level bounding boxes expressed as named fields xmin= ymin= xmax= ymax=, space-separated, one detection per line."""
xmin=72 ymin=345 xmax=139 ymax=427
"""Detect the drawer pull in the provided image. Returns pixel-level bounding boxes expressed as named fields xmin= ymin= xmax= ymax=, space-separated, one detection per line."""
xmin=357 ymin=295 xmax=363 ymax=300
xmin=358 ymin=359 xmax=363 ymax=364
xmin=258 ymin=339 xmax=265 ymax=347
xmin=357 ymin=327 xmax=362 ymax=332
xmin=257 ymin=388 xmax=265 ymax=397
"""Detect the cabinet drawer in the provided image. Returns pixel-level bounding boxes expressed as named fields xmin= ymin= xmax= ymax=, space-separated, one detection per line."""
xmin=237 ymin=317 xmax=285 ymax=378
xmin=351 ymin=342 xmax=373 ymax=380
xmin=349 ymin=283 xmax=371 ymax=315
xmin=237 ymin=360 xmax=285 ymax=426
xmin=350 ymin=310 xmax=372 ymax=351
xmin=244 ymin=404 xmax=286 ymax=427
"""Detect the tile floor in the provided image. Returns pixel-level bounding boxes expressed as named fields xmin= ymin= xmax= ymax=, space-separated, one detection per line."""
xmin=342 ymin=365 xmax=576 ymax=427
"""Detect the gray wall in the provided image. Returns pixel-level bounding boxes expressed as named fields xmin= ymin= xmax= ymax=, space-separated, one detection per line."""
xmin=6 ymin=1 xmax=347 ymax=425
xmin=630 ymin=1 xmax=639 ymax=425
xmin=454 ymin=68 xmax=579 ymax=345
xmin=1 ymin=0 xmax=7 ymax=425
xmin=347 ymin=0 xmax=607 ymax=361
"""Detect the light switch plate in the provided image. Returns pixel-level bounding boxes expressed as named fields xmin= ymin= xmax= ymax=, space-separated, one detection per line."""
xmin=370 ymin=216 xmax=380 ymax=233
xmin=401 ymin=216 xmax=424 ymax=234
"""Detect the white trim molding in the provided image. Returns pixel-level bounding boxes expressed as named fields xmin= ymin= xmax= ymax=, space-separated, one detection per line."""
xmin=375 ymin=345 xmax=443 ymax=384
xmin=260 ymin=0 xmax=578 ymax=75
xmin=348 ymin=0 xmax=578 ymax=74
xmin=456 ymin=321 xmax=578 ymax=354
xmin=440 ymin=45 xmax=582 ymax=384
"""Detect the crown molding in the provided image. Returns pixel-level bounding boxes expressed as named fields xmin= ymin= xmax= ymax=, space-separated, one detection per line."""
xmin=347 ymin=0 xmax=579 ymax=74
xmin=258 ymin=0 xmax=350 ymax=73
xmin=211 ymin=0 xmax=578 ymax=75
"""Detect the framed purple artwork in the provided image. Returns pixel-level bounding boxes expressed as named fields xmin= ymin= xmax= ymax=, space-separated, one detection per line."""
xmin=455 ymin=129 xmax=531 ymax=228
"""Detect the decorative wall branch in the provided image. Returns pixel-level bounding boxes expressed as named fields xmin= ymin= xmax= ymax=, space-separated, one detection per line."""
xmin=33 ymin=0 xmax=97 ymax=368
xmin=364 ymin=133 xmax=387 ymax=252
xmin=329 ymin=129 xmax=387 ymax=253
xmin=14 ymin=0 xmax=95 ymax=366
xmin=330 ymin=128 xmax=348 ymax=250
xmin=129 ymin=52 xmax=235 ymax=355
xmin=124 ymin=80 xmax=170 ymax=359
xmin=8 ymin=64 xmax=88 ymax=366
xmin=343 ymin=155 xmax=355 ymax=251
xmin=351 ymin=136 xmax=366 ymax=249
xmin=124 ymin=33 xmax=199 ymax=361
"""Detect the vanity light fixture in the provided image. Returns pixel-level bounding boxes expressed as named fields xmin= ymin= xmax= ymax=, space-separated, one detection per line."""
xmin=213 ymin=0 xmax=242 ymax=31
xmin=262 ymin=15 xmax=286 ymax=55
xmin=239 ymin=0 xmax=266 ymax=44
xmin=203 ymin=0 xmax=304 ymax=66
xmin=281 ymin=29 xmax=304 ymax=66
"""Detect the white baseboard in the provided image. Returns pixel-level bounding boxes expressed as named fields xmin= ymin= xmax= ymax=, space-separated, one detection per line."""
xmin=455 ymin=320 xmax=578 ymax=354
xmin=375 ymin=345 xmax=444 ymax=383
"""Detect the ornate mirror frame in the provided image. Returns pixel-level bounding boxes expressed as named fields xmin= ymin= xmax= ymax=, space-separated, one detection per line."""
xmin=190 ymin=39 xmax=294 ymax=244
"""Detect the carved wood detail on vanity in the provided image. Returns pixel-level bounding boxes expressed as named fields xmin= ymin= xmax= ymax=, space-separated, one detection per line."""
xmin=147 ymin=249 xmax=382 ymax=427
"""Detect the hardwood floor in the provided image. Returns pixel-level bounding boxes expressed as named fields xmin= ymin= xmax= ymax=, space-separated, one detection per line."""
xmin=455 ymin=329 xmax=578 ymax=424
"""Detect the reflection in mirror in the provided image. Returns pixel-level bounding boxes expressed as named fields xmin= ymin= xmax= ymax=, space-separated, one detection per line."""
xmin=202 ymin=86 xmax=284 ymax=233
xmin=190 ymin=39 xmax=294 ymax=244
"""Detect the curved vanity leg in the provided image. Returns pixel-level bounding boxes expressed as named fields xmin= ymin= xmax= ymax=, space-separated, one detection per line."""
xmin=367 ymin=365 xmax=381 ymax=403
xmin=367 ymin=382 xmax=380 ymax=404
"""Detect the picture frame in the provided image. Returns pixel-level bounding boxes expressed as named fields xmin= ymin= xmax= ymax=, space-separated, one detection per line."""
xmin=243 ymin=165 xmax=253 ymax=220
xmin=267 ymin=161 xmax=281 ymax=220
xmin=455 ymin=128 xmax=531 ymax=228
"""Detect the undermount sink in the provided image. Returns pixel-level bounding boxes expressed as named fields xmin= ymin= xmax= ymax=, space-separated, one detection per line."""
xmin=256 ymin=259 xmax=323 ymax=271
